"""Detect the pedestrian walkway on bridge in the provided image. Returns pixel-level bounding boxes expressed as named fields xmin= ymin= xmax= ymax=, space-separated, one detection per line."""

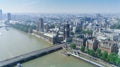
xmin=0 ymin=45 xmax=63 ymax=67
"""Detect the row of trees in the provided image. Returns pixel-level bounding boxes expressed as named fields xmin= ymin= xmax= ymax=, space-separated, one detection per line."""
xmin=69 ymin=43 xmax=120 ymax=66
xmin=11 ymin=23 xmax=36 ymax=32
xmin=80 ymin=45 xmax=120 ymax=66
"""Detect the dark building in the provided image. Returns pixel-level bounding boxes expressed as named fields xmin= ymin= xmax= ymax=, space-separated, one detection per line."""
xmin=111 ymin=43 xmax=119 ymax=54
xmin=93 ymin=39 xmax=99 ymax=51
xmin=38 ymin=18 xmax=44 ymax=32
xmin=64 ymin=21 xmax=70 ymax=42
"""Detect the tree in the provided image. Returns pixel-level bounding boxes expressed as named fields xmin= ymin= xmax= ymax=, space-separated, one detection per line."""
xmin=101 ymin=51 xmax=108 ymax=61
xmin=87 ymin=49 xmax=95 ymax=56
xmin=82 ymin=30 xmax=93 ymax=35
xmin=87 ymin=49 xmax=90 ymax=54
xmin=70 ymin=32 xmax=74 ymax=35
xmin=70 ymin=43 xmax=76 ymax=49
xmin=89 ymin=49 xmax=95 ymax=56
xmin=108 ymin=52 xmax=119 ymax=64
xmin=75 ymin=26 xmax=82 ymax=33
xmin=96 ymin=48 xmax=101 ymax=58
xmin=115 ymin=57 xmax=120 ymax=66
xmin=80 ymin=45 xmax=85 ymax=52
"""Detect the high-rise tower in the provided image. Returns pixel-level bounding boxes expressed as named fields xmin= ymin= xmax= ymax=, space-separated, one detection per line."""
xmin=38 ymin=18 xmax=44 ymax=32
xmin=7 ymin=13 xmax=11 ymax=21
xmin=64 ymin=21 xmax=70 ymax=40
xmin=0 ymin=9 xmax=2 ymax=20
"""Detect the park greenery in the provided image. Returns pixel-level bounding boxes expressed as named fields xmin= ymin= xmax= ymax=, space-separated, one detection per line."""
xmin=11 ymin=23 xmax=36 ymax=32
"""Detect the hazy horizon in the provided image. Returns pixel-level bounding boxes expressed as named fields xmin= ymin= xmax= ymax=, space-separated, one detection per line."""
xmin=0 ymin=0 xmax=120 ymax=14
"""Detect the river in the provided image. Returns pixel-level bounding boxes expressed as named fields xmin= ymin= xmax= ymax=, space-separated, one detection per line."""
xmin=0 ymin=27 xmax=95 ymax=67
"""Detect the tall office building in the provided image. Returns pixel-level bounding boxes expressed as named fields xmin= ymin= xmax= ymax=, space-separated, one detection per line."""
xmin=7 ymin=13 xmax=11 ymax=21
xmin=0 ymin=9 xmax=2 ymax=20
xmin=38 ymin=18 xmax=44 ymax=32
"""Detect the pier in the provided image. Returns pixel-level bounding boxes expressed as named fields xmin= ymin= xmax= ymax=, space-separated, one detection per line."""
xmin=67 ymin=52 xmax=104 ymax=67
xmin=0 ymin=45 xmax=63 ymax=67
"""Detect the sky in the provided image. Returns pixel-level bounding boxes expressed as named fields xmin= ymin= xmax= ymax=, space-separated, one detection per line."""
xmin=0 ymin=0 xmax=120 ymax=14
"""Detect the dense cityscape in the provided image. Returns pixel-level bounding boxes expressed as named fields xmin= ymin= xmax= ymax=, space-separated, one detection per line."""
xmin=0 ymin=8 xmax=120 ymax=67
xmin=0 ymin=0 xmax=120 ymax=67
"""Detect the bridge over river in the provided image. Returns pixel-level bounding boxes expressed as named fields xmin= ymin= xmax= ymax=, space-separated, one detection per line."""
xmin=0 ymin=45 xmax=63 ymax=67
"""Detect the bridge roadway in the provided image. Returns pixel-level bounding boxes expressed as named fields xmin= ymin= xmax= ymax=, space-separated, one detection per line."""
xmin=0 ymin=45 xmax=63 ymax=67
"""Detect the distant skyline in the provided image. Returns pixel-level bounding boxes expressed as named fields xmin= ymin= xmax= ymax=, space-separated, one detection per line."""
xmin=0 ymin=0 xmax=120 ymax=14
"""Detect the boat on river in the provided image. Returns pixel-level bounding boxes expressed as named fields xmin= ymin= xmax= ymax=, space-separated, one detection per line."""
xmin=17 ymin=63 xmax=22 ymax=67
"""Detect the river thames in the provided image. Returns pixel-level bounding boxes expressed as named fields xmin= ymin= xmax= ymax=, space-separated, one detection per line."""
xmin=0 ymin=27 xmax=95 ymax=67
